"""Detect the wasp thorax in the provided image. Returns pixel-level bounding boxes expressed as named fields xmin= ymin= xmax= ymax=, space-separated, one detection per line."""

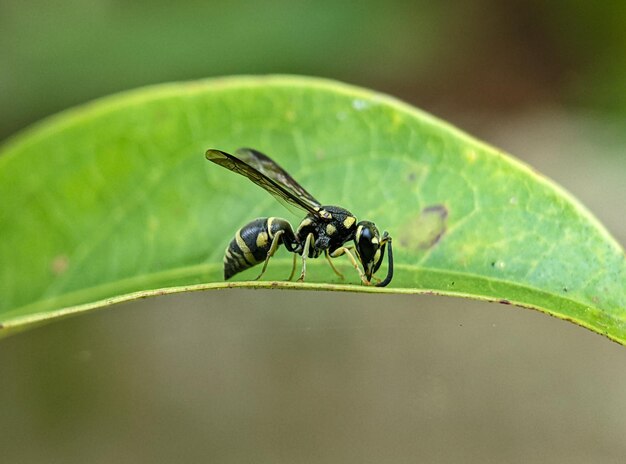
xmin=295 ymin=205 xmax=357 ymax=257
xmin=318 ymin=209 xmax=333 ymax=220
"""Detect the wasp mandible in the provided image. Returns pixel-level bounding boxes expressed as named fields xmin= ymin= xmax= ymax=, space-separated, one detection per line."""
xmin=206 ymin=148 xmax=393 ymax=287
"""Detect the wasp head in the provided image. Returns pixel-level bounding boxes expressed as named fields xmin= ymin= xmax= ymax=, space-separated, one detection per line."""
xmin=354 ymin=221 xmax=389 ymax=282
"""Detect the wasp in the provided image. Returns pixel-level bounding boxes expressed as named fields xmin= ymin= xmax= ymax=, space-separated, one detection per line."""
xmin=206 ymin=148 xmax=393 ymax=287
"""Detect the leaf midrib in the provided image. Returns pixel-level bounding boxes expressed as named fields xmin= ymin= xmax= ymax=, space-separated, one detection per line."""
xmin=5 ymin=261 xmax=613 ymax=322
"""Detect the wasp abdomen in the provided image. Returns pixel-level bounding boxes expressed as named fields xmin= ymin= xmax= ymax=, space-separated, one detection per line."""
xmin=223 ymin=217 xmax=297 ymax=280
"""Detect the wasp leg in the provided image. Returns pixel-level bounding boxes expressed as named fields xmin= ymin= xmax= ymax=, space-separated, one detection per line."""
xmin=287 ymin=253 xmax=297 ymax=281
xmin=324 ymin=250 xmax=345 ymax=279
xmin=254 ymin=230 xmax=285 ymax=281
xmin=330 ymin=247 xmax=369 ymax=285
xmin=297 ymin=232 xmax=314 ymax=282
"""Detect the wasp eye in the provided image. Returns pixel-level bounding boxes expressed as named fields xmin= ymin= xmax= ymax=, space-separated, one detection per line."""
xmin=360 ymin=226 xmax=372 ymax=241
xmin=357 ymin=238 xmax=376 ymax=262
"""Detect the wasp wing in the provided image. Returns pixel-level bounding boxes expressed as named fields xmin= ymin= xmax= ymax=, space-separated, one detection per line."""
xmin=234 ymin=148 xmax=321 ymax=208
xmin=206 ymin=148 xmax=321 ymax=215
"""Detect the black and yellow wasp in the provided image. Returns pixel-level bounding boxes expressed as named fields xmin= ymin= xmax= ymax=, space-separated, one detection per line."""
xmin=205 ymin=148 xmax=393 ymax=287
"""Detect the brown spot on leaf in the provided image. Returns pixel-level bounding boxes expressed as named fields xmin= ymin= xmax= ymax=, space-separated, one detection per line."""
xmin=51 ymin=255 xmax=69 ymax=276
xmin=397 ymin=204 xmax=448 ymax=251
xmin=499 ymin=299 xmax=511 ymax=305
xmin=407 ymin=172 xmax=417 ymax=183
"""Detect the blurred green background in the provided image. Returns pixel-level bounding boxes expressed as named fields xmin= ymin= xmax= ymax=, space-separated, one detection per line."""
xmin=1 ymin=1 xmax=625 ymax=462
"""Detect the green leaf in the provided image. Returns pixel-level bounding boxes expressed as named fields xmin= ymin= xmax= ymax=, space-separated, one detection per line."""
xmin=1 ymin=76 xmax=625 ymax=343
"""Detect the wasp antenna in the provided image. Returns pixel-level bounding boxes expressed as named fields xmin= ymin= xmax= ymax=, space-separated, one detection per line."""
xmin=375 ymin=236 xmax=393 ymax=287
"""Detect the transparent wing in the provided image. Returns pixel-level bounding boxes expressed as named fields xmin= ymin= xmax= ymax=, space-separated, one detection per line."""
xmin=205 ymin=148 xmax=322 ymax=215
xmin=235 ymin=148 xmax=321 ymax=208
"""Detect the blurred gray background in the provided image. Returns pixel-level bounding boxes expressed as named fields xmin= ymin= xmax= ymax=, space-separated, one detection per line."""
xmin=1 ymin=1 xmax=625 ymax=462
